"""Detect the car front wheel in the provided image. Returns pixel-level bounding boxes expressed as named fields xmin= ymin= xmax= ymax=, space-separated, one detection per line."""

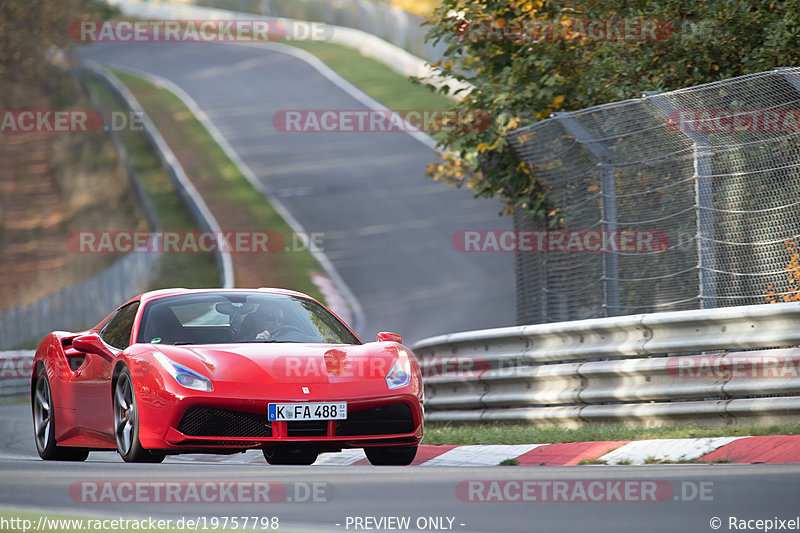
xmin=113 ymin=368 xmax=164 ymax=463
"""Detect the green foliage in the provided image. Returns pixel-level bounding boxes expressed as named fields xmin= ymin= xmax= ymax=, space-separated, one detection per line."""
xmin=0 ymin=0 xmax=117 ymax=105
xmin=419 ymin=0 xmax=800 ymax=219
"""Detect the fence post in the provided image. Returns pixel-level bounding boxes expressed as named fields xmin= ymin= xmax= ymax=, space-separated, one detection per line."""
xmin=553 ymin=114 xmax=620 ymax=317
xmin=645 ymin=93 xmax=717 ymax=309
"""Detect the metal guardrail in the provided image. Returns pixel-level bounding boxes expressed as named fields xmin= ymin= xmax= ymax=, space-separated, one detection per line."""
xmin=81 ymin=63 xmax=235 ymax=289
xmin=107 ymin=0 xmax=471 ymax=99
xmin=413 ymin=302 xmax=800 ymax=427
xmin=0 ymin=352 xmax=34 ymax=398
xmin=0 ymin=70 xmax=164 ymax=350
xmin=7 ymin=303 xmax=800 ymax=424
xmin=118 ymin=0 xmax=442 ymax=63
xmin=0 ymin=64 xmax=236 ymax=351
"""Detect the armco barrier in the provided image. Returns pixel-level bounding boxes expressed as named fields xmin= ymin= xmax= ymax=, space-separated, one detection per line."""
xmin=0 ymin=64 xmax=234 ymax=351
xmin=105 ymin=0 xmax=471 ymax=99
xmin=0 ymin=249 xmax=160 ymax=350
xmin=0 ymin=352 xmax=35 ymax=398
xmin=9 ymin=302 xmax=800 ymax=426
xmin=0 ymin=67 xmax=164 ymax=350
xmin=412 ymin=302 xmax=800 ymax=427
xmin=81 ymin=63 xmax=235 ymax=290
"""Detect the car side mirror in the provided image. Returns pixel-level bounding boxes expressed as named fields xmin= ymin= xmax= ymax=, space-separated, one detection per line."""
xmin=376 ymin=331 xmax=402 ymax=344
xmin=72 ymin=333 xmax=114 ymax=360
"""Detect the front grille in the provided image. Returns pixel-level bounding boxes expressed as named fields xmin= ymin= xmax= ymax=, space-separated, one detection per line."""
xmin=177 ymin=407 xmax=271 ymax=438
xmin=287 ymin=421 xmax=328 ymax=437
xmin=336 ymin=403 xmax=415 ymax=436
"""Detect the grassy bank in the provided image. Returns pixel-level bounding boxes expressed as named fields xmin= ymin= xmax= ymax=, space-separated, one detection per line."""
xmin=423 ymin=421 xmax=800 ymax=445
xmin=110 ymin=71 xmax=324 ymax=299
xmin=287 ymin=40 xmax=452 ymax=112
xmin=85 ymin=77 xmax=220 ymax=289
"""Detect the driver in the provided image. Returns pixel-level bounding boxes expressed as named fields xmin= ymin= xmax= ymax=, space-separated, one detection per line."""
xmin=250 ymin=304 xmax=284 ymax=341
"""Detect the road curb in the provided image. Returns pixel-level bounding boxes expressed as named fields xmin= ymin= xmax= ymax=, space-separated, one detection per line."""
xmin=166 ymin=435 xmax=800 ymax=466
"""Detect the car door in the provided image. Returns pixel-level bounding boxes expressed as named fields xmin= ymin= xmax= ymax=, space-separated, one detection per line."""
xmin=71 ymin=302 xmax=139 ymax=438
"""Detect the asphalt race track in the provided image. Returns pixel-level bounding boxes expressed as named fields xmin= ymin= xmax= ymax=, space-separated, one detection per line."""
xmin=78 ymin=41 xmax=515 ymax=345
xmin=3 ymin=403 xmax=800 ymax=532
xmin=5 ymin=41 xmax=798 ymax=533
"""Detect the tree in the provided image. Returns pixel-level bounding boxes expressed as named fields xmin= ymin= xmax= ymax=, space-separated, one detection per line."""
xmin=419 ymin=0 xmax=800 ymax=220
xmin=0 ymin=0 xmax=114 ymax=105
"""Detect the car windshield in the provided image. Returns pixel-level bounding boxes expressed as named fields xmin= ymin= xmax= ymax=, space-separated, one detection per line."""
xmin=136 ymin=292 xmax=361 ymax=345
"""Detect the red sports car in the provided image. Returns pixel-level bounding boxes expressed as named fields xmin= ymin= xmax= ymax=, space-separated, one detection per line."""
xmin=31 ymin=288 xmax=423 ymax=465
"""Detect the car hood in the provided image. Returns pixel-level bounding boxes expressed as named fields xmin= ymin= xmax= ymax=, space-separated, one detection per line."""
xmin=147 ymin=341 xmax=407 ymax=385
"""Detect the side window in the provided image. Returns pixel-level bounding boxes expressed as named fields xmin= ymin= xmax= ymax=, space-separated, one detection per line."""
xmin=100 ymin=302 xmax=140 ymax=350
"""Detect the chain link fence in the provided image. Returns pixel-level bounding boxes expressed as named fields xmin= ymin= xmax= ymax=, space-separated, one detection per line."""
xmin=506 ymin=67 xmax=800 ymax=325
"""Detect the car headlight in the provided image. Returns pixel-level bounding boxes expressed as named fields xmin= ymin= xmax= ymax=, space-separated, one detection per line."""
xmin=385 ymin=351 xmax=411 ymax=390
xmin=152 ymin=351 xmax=213 ymax=392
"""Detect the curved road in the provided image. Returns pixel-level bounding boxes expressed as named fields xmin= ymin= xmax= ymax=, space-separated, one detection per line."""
xmin=79 ymin=41 xmax=515 ymax=345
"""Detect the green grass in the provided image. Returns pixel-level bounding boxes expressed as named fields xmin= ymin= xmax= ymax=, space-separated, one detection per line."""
xmin=577 ymin=458 xmax=608 ymax=465
xmin=85 ymin=78 xmax=220 ymax=289
xmin=422 ymin=422 xmax=800 ymax=445
xmin=112 ymin=71 xmax=324 ymax=300
xmin=287 ymin=40 xmax=453 ymax=111
xmin=0 ymin=396 xmax=28 ymax=407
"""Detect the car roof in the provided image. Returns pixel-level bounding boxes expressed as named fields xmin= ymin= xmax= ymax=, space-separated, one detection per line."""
xmin=137 ymin=287 xmax=315 ymax=306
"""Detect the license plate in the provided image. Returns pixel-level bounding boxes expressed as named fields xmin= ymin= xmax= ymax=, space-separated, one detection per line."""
xmin=268 ymin=402 xmax=347 ymax=421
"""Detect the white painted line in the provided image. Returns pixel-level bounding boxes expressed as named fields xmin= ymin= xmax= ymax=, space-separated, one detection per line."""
xmin=310 ymin=272 xmax=353 ymax=326
xmin=232 ymin=41 xmax=442 ymax=153
xmin=599 ymin=437 xmax=747 ymax=465
xmin=420 ymin=444 xmax=544 ymax=467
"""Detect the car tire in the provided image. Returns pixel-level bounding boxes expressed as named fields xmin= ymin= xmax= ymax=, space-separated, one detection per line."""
xmin=113 ymin=367 xmax=165 ymax=463
xmin=32 ymin=368 xmax=89 ymax=461
xmin=262 ymin=446 xmax=318 ymax=465
xmin=364 ymin=445 xmax=418 ymax=466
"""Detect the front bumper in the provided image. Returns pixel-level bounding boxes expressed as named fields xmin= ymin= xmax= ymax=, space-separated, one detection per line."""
xmin=139 ymin=394 xmax=423 ymax=451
